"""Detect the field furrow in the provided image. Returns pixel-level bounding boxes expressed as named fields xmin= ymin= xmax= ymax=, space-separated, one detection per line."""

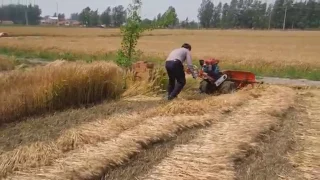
xmin=138 ymin=86 xmax=295 ymax=180
xmin=287 ymin=90 xmax=320 ymax=179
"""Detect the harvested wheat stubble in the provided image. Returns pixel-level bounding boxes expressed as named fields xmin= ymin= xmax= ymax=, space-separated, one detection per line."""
xmin=0 ymin=56 xmax=15 ymax=71
xmin=287 ymin=90 xmax=320 ymax=179
xmin=3 ymin=87 xmax=258 ymax=180
xmin=139 ymin=86 xmax=296 ymax=180
xmin=234 ymin=104 xmax=299 ymax=180
xmin=0 ymin=100 xmax=163 ymax=178
xmin=0 ymin=87 xmax=252 ymax=179
xmin=0 ymin=93 xmax=168 ymax=178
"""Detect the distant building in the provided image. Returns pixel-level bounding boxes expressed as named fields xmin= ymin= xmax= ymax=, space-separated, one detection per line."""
xmin=0 ymin=21 xmax=14 ymax=25
xmin=57 ymin=20 xmax=81 ymax=26
xmin=40 ymin=16 xmax=59 ymax=25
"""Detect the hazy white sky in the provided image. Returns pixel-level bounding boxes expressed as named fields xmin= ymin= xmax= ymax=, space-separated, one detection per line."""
xmin=2 ymin=0 xmax=274 ymax=21
xmin=1 ymin=0 xmax=225 ymax=21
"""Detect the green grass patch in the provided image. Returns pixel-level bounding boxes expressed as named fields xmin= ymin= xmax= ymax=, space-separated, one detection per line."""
xmin=142 ymin=56 xmax=320 ymax=81
xmin=0 ymin=46 xmax=117 ymax=62
xmin=0 ymin=47 xmax=319 ymax=81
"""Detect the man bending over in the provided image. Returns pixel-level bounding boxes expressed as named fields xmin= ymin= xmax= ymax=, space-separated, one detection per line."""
xmin=165 ymin=43 xmax=197 ymax=100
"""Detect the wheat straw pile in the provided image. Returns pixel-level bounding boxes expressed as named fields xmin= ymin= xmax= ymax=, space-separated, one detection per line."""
xmin=141 ymin=86 xmax=296 ymax=180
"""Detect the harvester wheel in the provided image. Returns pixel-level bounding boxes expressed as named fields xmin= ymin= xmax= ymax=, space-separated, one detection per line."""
xmin=200 ymin=80 xmax=209 ymax=94
xmin=200 ymin=80 xmax=214 ymax=94
xmin=219 ymin=81 xmax=236 ymax=94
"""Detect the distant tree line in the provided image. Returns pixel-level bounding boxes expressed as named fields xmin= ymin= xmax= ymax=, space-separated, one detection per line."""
xmin=1 ymin=0 xmax=319 ymax=30
xmin=70 ymin=5 xmax=182 ymax=28
xmin=198 ymin=0 xmax=320 ymax=29
xmin=0 ymin=4 xmax=41 ymax=25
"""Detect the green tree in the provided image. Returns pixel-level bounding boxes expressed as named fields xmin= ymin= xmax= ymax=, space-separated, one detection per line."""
xmin=0 ymin=4 xmax=41 ymax=25
xmin=221 ymin=3 xmax=230 ymax=28
xmin=27 ymin=4 xmax=42 ymax=25
xmin=271 ymin=0 xmax=285 ymax=28
xmin=111 ymin=5 xmax=126 ymax=27
xmin=58 ymin=13 xmax=65 ymax=21
xmin=100 ymin=7 xmax=112 ymax=26
xmin=70 ymin=13 xmax=79 ymax=21
xmin=141 ymin=18 xmax=153 ymax=27
xmin=161 ymin=6 xmax=179 ymax=28
xmin=116 ymin=0 xmax=145 ymax=67
xmin=198 ymin=0 xmax=214 ymax=28
xmin=226 ymin=0 xmax=239 ymax=27
xmin=79 ymin=7 xmax=92 ymax=26
xmin=180 ymin=17 xmax=190 ymax=28
xmin=212 ymin=2 xmax=222 ymax=28
xmin=90 ymin=9 xmax=100 ymax=26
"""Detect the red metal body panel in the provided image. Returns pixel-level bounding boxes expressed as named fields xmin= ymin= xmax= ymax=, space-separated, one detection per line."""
xmin=204 ymin=58 xmax=219 ymax=65
xmin=222 ymin=70 xmax=258 ymax=88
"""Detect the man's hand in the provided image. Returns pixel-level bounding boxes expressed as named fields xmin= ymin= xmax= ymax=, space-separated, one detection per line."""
xmin=192 ymin=71 xmax=198 ymax=79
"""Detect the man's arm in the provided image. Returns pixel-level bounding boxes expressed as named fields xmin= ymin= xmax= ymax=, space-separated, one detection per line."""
xmin=185 ymin=51 xmax=197 ymax=78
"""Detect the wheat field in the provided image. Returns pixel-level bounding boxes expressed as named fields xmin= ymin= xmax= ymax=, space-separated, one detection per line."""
xmin=1 ymin=27 xmax=320 ymax=68
xmin=0 ymin=26 xmax=319 ymax=180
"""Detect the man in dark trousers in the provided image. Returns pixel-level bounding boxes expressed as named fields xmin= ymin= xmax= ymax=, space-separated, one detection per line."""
xmin=165 ymin=43 xmax=197 ymax=100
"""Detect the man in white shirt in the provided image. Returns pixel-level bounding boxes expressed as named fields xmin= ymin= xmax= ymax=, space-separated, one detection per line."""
xmin=165 ymin=43 xmax=197 ymax=100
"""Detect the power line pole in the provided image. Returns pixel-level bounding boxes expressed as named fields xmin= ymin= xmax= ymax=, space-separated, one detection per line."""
xmin=283 ymin=4 xmax=288 ymax=30
xmin=25 ymin=9 xmax=29 ymax=25
xmin=268 ymin=5 xmax=273 ymax=30
xmin=268 ymin=13 xmax=272 ymax=30
xmin=24 ymin=0 xmax=29 ymax=25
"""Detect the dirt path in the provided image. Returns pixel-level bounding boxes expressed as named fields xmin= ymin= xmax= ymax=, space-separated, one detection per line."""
xmin=261 ymin=77 xmax=320 ymax=87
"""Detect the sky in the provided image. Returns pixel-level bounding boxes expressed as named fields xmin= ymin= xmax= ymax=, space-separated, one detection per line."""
xmin=2 ymin=0 xmax=274 ymax=21
xmin=1 ymin=0 xmax=227 ymax=21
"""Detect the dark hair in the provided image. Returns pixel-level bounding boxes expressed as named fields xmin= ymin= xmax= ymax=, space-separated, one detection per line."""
xmin=181 ymin=43 xmax=192 ymax=51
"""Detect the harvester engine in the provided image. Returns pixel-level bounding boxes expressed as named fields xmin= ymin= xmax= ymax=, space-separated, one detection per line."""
xmin=198 ymin=59 xmax=235 ymax=94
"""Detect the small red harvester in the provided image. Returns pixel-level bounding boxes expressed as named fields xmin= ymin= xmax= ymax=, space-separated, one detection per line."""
xmin=186 ymin=58 xmax=263 ymax=94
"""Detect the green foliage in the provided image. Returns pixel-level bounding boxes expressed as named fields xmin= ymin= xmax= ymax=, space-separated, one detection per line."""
xmin=115 ymin=0 xmax=153 ymax=67
xmin=198 ymin=0 xmax=215 ymax=28
xmin=196 ymin=0 xmax=320 ymax=29
xmin=161 ymin=6 xmax=179 ymax=28
xmin=0 ymin=4 xmax=41 ymax=25
xmin=78 ymin=7 xmax=100 ymax=27
xmin=100 ymin=7 xmax=112 ymax=26
xmin=111 ymin=5 xmax=127 ymax=27
xmin=152 ymin=7 xmax=179 ymax=28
